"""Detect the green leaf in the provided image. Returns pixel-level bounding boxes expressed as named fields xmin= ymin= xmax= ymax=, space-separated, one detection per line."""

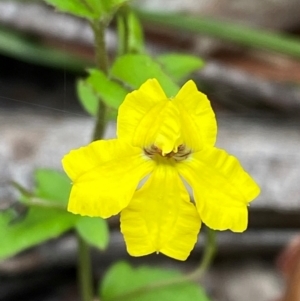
xmin=44 ymin=0 xmax=128 ymax=20
xmin=0 ymin=207 xmax=78 ymax=260
xmin=0 ymin=168 xmax=78 ymax=260
xmin=117 ymin=9 xmax=145 ymax=55
xmin=34 ymin=169 xmax=71 ymax=206
xmin=111 ymin=54 xmax=179 ymax=97
xmin=0 ymin=28 xmax=89 ymax=72
xmin=157 ymin=53 xmax=204 ymax=81
xmin=127 ymin=11 xmax=145 ymax=53
xmin=102 ymin=0 xmax=129 ymax=14
xmin=77 ymin=79 xmax=99 ymax=116
xmin=87 ymin=0 xmax=105 ymax=16
xmin=100 ymin=261 xmax=211 ymax=301
xmin=76 ymin=216 xmax=109 ymax=250
xmin=137 ymin=10 xmax=300 ymax=60
xmin=87 ymin=69 xmax=128 ymax=109
xmin=117 ymin=13 xmax=126 ymax=55
xmin=44 ymin=0 xmax=100 ymax=19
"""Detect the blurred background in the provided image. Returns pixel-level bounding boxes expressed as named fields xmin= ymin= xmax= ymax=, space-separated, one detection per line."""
xmin=1 ymin=0 xmax=300 ymax=300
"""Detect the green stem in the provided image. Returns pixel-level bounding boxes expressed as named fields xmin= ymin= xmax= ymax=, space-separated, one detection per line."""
xmin=188 ymin=228 xmax=217 ymax=279
xmin=91 ymin=20 xmax=109 ymax=141
xmin=22 ymin=198 xmax=66 ymax=210
xmin=91 ymin=20 xmax=109 ymax=74
xmin=116 ymin=6 xmax=145 ymax=55
xmin=11 ymin=181 xmax=66 ymax=210
xmin=116 ymin=5 xmax=132 ymax=56
xmin=92 ymin=100 xmax=107 ymax=141
xmin=116 ymin=11 xmax=127 ymax=56
xmin=77 ymin=233 xmax=94 ymax=301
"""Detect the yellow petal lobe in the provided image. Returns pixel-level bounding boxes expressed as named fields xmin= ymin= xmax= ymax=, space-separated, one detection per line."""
xmin=62 ymin=139 xmax=154 ymax=218
xmin=177 ymin=147 xmax=260 ymax=232
xmin=121 ymin=158 xmax=201 ymax=261
xmin=117 ymin=78 xmax=167 ymax=142
xmin=117 ymin=79 xmax=182 ymax=154
xmin=152 ymin=101 xmax=182 ymax=155
xmin=173 ymin=80 xmax=217 ymax=150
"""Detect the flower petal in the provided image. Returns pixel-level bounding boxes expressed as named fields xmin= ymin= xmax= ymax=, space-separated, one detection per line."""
xmin=177 ymin=147 xmax=260 ymax=232
xmin=62 ymin=139 xmax=154 ymax=218
xmin=173 ymin=80 xmax=217 ymax=150
xmin=117 ymin=78 xmax=166 ymax=140
xmin=151 ymin=101 xmax=182 ymax=155
xmin=117 ymin=79 xmax=182 ymax=154
xmin=121 ymin=160 xmax=201 ymax=261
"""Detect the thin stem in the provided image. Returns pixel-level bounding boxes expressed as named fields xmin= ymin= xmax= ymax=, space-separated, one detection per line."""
xmin=109 ymin=229 xmax=217 ymax=301
xmin=91 ymin=20 xmax=109 ymax=74
xmin=92 ymin=100 xmax=107 ymax=141
xmin=90 ymin=20 xmax=109 ymax=141
xmin=116 ymin=13 xmax=127 ymax=56
xmin=116 ymin=5 xmax=131 ymax=56
xmin=188 ymin=228 xmax=217 ymax=279
xmin=22 ymin=198 xmax=66 ymax=210
xmin=77 ymin=233 xmax=94 ymax=301
xmin=11 ymin=181 xmax=67 ymax=210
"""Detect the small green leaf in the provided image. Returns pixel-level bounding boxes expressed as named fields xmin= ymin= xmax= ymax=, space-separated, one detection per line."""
xmin=157 ymin=53 xmax=205 ymax=81
xmin=127 ymin=11 xmax=145 ymax=53
xmin=44 ymin=0 xmax=99 ymax=19
xmin=0 ymin=207 xmax=78 ymax=260
xmin=117 ymin=9 xmax=144 ymax=55
xmin=100 ymin=261 xmax=211 ymax=301
xmin=34 ymin=169 xmax=71 ymax=206
xmin=111 ymin=54 xmax=179 ymax=97
xmin=76 ymin=216 xmax=109 ymax=250
xmin=77 ymin=79 xmax=99 ymax=116
xmin=117 ymin=14 xmax=126 ymax=55
xmin=103 ymin=0 xmax=129 ymax=14
xmin=44 ymin=0 xmax=128 ymax=20
xmin=87 ymin=69 xmax=128 ymax=109
xmin=87 ymin=0 xmax=105 ymax=16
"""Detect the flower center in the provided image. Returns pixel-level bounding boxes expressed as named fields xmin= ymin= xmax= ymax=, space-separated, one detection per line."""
xmin=144 ymin=144 xmax=191 ymax=162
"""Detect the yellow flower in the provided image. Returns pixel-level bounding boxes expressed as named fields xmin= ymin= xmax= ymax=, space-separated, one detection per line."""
xmin=62 ymin=79 xmax=260 ymax=261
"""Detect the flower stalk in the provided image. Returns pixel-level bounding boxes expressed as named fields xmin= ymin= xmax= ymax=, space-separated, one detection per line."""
xmin=91 ymin=19 xmax=109 ymax=141
xmin=188 ymin=228 xmax=217 ymax=279
xmin=77 ymin=233 xmax=94 ymax=301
